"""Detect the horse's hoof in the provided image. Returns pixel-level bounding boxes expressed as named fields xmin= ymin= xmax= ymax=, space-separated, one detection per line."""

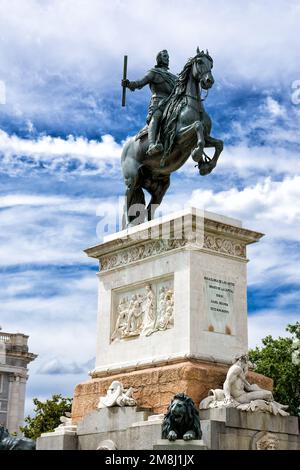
xmin=198 ymin=163 xmax=209 ymax=175
xmin=199 ymin=161 xmax=216 ymax=176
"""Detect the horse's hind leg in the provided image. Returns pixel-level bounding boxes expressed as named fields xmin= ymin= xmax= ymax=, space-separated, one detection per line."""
xmin=146 ymin=176 xmax=170 ymax=221
xmin=123 ymin=176 xmax=146 ymax=228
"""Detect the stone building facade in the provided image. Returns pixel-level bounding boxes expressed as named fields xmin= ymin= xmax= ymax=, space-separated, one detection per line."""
xmin=0 ymin=327 xmax=37 ymax=434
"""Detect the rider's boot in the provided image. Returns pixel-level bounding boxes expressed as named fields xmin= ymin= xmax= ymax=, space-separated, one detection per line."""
xmin=147 ymin=116 xmax=163 ymax=156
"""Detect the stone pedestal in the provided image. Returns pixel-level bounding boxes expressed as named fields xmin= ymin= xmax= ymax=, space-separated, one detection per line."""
xmin=36 ymin=209 xmax=300 ymax=451
xmin=72 ymin=208 xmax=265 ymax=422
xmin=37 ymin=405 xmax=300 ymax=451
xmin=199 ymin=408 xmax=300 ymax=450
xmin=153 ymin=439 xmax=207 ymax=450
xmin=76 ymin=407 xmax=157 ymax=450
xmin=37 ymin=431 xmax=78 ymax=451
xmin=72 ymin=360 xmax=272 ymax=423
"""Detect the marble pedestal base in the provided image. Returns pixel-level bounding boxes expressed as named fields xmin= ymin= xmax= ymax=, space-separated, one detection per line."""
xmin=37 ymin=405 xmax=299 ymax=450
xmin=153 ymin=439 xmax=207 ymax=450
xmin=37 ymin=431 xmax=78 ymax=450
xmin=72 ymin=209 xmax=265 ymax=424
xmin=199 ymin=408 xmax=300 ymax=450
xmin=71 ymin=359 xmax=272 ymax=424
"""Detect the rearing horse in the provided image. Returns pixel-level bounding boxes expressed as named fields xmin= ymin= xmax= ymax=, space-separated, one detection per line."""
xmin=121 ymin=49 xmax=223 ymax=227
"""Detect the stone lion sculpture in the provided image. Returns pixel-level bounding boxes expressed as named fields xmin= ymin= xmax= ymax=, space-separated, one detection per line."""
xmin=0 ymin=426 xmax=35 ymax=450
xmin=162 ymin=393 xmax=202 ymax=441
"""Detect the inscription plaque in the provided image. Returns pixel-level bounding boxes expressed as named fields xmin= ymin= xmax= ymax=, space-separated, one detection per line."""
xmin=204 ymin=275 xmax=235 ymax=334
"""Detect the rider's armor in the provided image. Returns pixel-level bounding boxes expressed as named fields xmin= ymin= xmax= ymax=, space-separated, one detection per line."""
xmin=127 ymin=66 xmax=177 ymax=156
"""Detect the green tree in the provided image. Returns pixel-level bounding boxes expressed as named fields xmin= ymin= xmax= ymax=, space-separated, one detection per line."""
xmin=20 ymin=394 xmax=72 ymax=440
xmin=249 ymin=322 xmax=300 ymax=417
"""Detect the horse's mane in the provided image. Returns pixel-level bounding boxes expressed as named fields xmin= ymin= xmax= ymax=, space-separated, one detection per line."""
xmin=160 ymin=52 xmax=212 ymax=156
xmin=172 ymin=56 xmax=195 ymax=99
xmin=160 ymin=56 xmax=196 ymax=156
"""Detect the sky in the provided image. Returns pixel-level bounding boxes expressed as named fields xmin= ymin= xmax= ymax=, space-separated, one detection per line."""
xmin=0 ymin=0 xmax=300 ymax=416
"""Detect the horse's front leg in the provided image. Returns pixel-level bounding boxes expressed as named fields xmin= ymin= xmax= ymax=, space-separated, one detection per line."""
xmin=191 ymin=121 xmax=205 ymax=163
xmin=176 ymin=120 xmax=205 ymax=163
xmin=198 ymin=135 xmax=223 ymax=175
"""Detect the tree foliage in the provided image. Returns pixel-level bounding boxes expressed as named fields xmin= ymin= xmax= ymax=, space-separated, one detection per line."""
xmin=20 ymin=394 xmax=72 ymax=440
xmin=249 ymin=322 xmax=300 ymax=417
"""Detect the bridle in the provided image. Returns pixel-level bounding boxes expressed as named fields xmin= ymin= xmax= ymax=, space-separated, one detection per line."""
xmin=194 ymin=58 xmax=212 ymax=101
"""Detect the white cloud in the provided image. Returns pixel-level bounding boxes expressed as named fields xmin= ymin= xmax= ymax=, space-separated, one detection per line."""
xmin=0 ymin=0 xmax=299 ymax=137
xmin=1 ymin=273 xmax=98 ymax=364
xmin=248 ymin=311 xmax=298 ymax=349
xmin=38 ymin=358 xmax=86 ymax=375
xmin=0 ymin=130 xmax=122 ymax=175
xmin=186 ymin=176 xmax=300 ymax=288
xmin=0 ymin=192 xmax=123 ymax=266
xmin=1 ymin=127 xmax=300 ymax=180
xmin=154 ymin=175 xmax=300 ymax=290
xmin=1 ymin=268 xmax=98 ymax=415
xmin=265 ymin=96 xmax=286 ymax=118
xmin=0 ymin=0 xmax=299 ymax=84
xmin=0 ymin=131 xmax=121 ymax=160
xmin=188 ymin=176 xmax=300 ymax=238
xmin=180 ymin=144 xmax=300 ymax=179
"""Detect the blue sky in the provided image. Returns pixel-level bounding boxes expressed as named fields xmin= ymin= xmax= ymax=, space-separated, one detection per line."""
xmin=0 ymin=0 xmax=300 ymax=416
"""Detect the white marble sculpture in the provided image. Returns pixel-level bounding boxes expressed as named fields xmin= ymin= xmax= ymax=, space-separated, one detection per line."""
xmin=97 ymin=380 xmax=136 ymax=409
xmin=156 ymin=288 xmax=174 ymax=331
xmin=111 ymin=282 xmax=174 ymax=341
xmin=96 ymin=439 xmax=117 ymax=450
xmin=124 ymin=294 xmax=144 ymax=336
xmin=111 ymin=297 xmax=129 ymax=340
xmin=52 ymin=412 xmax=77 ymax=434
xmin=199 ymin=354 xmax=289 ymax=416
xmin=140 ymin=284 xmax=156 ymax=336
xmin=255 ymin=432 xmax=279 ymax=450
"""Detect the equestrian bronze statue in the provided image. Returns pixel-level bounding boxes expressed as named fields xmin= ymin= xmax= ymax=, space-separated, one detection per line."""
xmin=121 ymin=48 xmax=223 ymax=227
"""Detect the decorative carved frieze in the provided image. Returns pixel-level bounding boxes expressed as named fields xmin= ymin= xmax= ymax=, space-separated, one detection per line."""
xmin=98 ymin=234 xmax=247 ymax=272
xmin=100 ymin=239 xmax=187 ymax=271
xmin=203 ymin=234 xmax=246 ymax=258
xmin=111 ymin=280 xmax=174 ymax=342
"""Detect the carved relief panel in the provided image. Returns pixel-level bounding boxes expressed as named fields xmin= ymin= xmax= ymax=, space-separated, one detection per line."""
xmin=111 ymin=278 xmax=174 ymax=342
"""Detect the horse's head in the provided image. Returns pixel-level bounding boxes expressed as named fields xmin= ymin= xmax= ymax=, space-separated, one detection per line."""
xmin=192 ymin=48 xmax=214 ymax=90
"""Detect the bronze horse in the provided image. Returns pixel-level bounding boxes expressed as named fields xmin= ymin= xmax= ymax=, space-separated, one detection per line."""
xmin=121 ymin=49 xmax=223 ymax=227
